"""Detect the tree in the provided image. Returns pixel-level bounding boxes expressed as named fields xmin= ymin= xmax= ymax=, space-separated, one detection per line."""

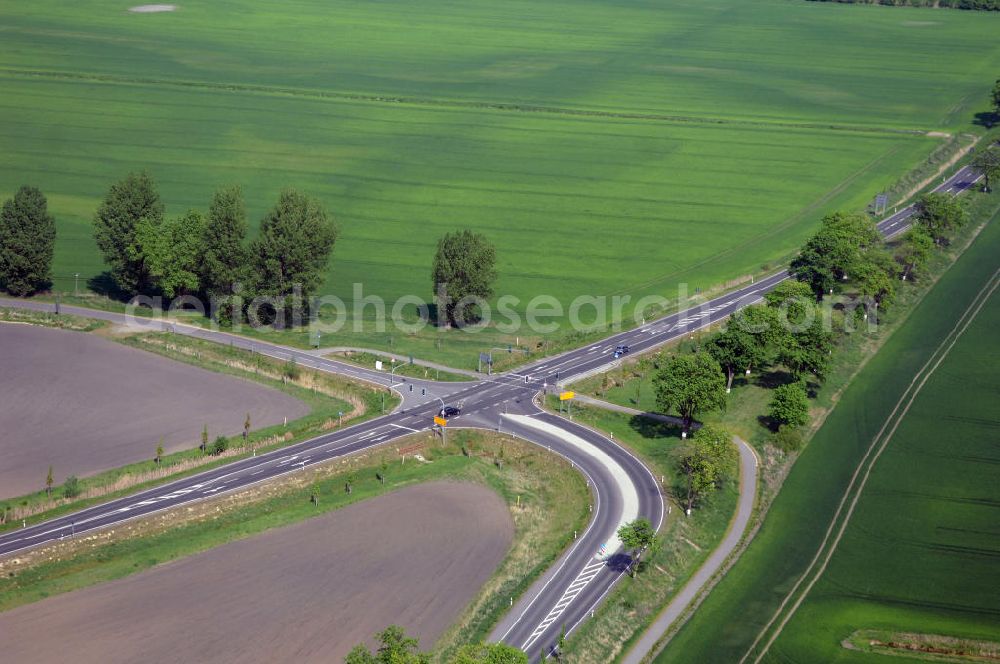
xmin=776 ymin=317 xmax=834 ymax=381
xmin=345 ymin=625 xmax=429 ymax=664
xmin=790 ymin=212 xmax=880 ymax=297
xmin=243 ymin=412 xmax=251 ymax=445
xmin=250 ymin=189 xmax=337 ymax=319
xmin=972 ymin=145 xmax=1000 ymax=193
xmin=345 ymin=471 xmax=356 ymax=494
xmin=201 ymin=424 xmax=208 ymax=454
xmin=896 ymin=227 xmax=934 ymax=281
xmin=675 ymin=424 xmax=736 ymax=513
xmin=913 ymin=193 xmax=967 ymax=244
xmin=706 ymin=328 xmax=747 ymax=394
xmin=617 ymin=517 xmax=656 ymax=577
xmin=45 ymin=465 xmax=54 ymax=497
xmin=431 ymin=229 xmax=497 ymax=326
xmin=93 ymin=172 xmax=164 ymax=294
xmin=768 ymin=382 xmax=810 ymax=428
xmin=452 ymin=643 xmax=528 ymax=664
xmin=0 ymin=186 xmax=56 ymax=296
xmin=201 ymin=185 xmax=248 ymax=303
xmin=729 ymin=305 xmax=782 ymax=371
xmin=139 ymin=210 xmax=207 ymax=298
xmin=764 ymin=280 xmax=815 ymax=325
xmin=706 ymin=308 xmax=779 ymax=393
xmin=853 ymin=249 xmax=898 ymax=318
xmin=155 ymin=438 xmax=164 ymax=465
xmin=653 ymin=352 xmax=727 ymax=431
xmin=789 ymin=240 xmax=837 ymax=298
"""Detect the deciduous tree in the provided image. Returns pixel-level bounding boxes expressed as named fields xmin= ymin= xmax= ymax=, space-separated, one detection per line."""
xmin=896 ymin=227 xmax=934 ymax=281
xmin=914 ymin=193 xmax=967 ymax=244
xmin=0 ymin=186 xmax=56 ymax=296
xmin=139 ymin=210 xmax=206 ymax=298
xmin=972 ymin=145 xmax=1000 ymax=193
xmin=853 ymin=249 xmax=898 ymax=318
xmin=764 ymin=280 xmax=815 ymax=325
xmin=617 ymin=517 xmax=656 ymax=577
xmin=345 ymin=626 xmax=429 ymax=664
xmin=777 ymin=317 xmax=834 ymax=381
xmin=706 ymin=306 xmax=780 ymax=393
xmin=790 ymin=212 xmax=881 ymax=297
xmin=250 ymin=189 xmax=337 ymax=318
xmin=201 ymin=185 xmax=248 ymax=302
xmin=93 ymin=172 xmax=164 ymax=294
xmin=675 ymin=424 xmax=736 ymax=513
xmin=768 ymin=382 xmax=810 ymax=428
xmin=431 ymin=229 xmax=497 ymax=327
xmin=653 ymin=352 xmax=727 ymax=431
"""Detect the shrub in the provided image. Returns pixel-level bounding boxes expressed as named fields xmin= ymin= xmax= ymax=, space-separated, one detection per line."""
xmin=772 ymin=425 xmax=804 ymax=453
xmin=63 ymin=475 xmax=81 ymax=499
xmin=211 ymin=435 xmax=229 ymax=456
xmin=283 ymin=357 xmax=300 ymax=380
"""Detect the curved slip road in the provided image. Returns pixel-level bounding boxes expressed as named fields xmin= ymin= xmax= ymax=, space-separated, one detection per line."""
xmin=0 ymin=163 xmax=981 ymax=660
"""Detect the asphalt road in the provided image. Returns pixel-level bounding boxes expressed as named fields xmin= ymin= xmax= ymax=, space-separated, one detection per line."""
xmin=0 ymin=163 xmax=981 ymax=660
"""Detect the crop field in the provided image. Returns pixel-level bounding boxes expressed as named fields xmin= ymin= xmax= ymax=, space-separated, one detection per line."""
xmin=758 ymin=242 xmax=1000 ymax=661
xmin=656 ymin=209 xmax=1000 ymax=662
xmin=1 ymin=0 xmax=999 ymax=330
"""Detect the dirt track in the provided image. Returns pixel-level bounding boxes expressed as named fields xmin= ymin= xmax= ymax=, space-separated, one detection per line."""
xmin=0 ymin=482 xmax=513 ymax=662
xmin=0 ymin=324 xmax=308 ymax=498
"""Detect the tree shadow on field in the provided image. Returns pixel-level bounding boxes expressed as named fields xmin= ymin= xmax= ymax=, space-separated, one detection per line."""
xmin=758 ymin=414 xmax=779 ymax=433
xmin=629 ymin=414 xmax=683 ymax=440
xmin=973 ymin=111 xmax=997 ymax=129
xmin=755 ymin=369 xmax=795 ymax=390
xmin=87 ymin=271 xmax=130 ymax=302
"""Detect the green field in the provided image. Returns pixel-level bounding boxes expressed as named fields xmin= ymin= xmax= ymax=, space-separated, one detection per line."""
xmin=1 ymin=0 xmax=999 ymax=335
xmin=758 ymin=244 xmax=1000 ymax=660
xmin=656 ymin=206 xmax=1000 ymax=662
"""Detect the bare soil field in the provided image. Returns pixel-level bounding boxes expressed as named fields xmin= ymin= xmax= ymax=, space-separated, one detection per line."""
xmin=0 ymin=482 xmax=513 ymax=663
xmin=0 ymin=324 xmax=308 ymax=498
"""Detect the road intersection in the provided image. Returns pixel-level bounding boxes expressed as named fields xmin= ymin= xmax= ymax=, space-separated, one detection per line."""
xmin=0 ymin=163 xmax=982 ymax=659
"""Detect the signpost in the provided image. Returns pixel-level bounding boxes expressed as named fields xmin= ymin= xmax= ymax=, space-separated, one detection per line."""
xmin=559 ymin=391 xmax=575 ymax=419
xmin=434 ymin=415 xmax=447 ymax=445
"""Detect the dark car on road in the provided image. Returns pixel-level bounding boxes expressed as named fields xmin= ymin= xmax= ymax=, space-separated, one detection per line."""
xmin=613 ymin=344 xmax=630 ymax=359
xmin=439 ymin=406 xmax=461 ymax=419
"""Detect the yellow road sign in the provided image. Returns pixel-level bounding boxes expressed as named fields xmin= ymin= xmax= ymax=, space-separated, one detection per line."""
xmin=434 ymin=416 xmax=448 ymax=427
xmin=559 ymin=391 xmax=575 ymax=401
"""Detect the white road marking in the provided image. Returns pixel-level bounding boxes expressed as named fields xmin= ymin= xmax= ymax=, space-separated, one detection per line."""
xmin=505 ymin=414 xmax=639 ymax=650
xmin=390 ymin=423 xmax=420 ymax=432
